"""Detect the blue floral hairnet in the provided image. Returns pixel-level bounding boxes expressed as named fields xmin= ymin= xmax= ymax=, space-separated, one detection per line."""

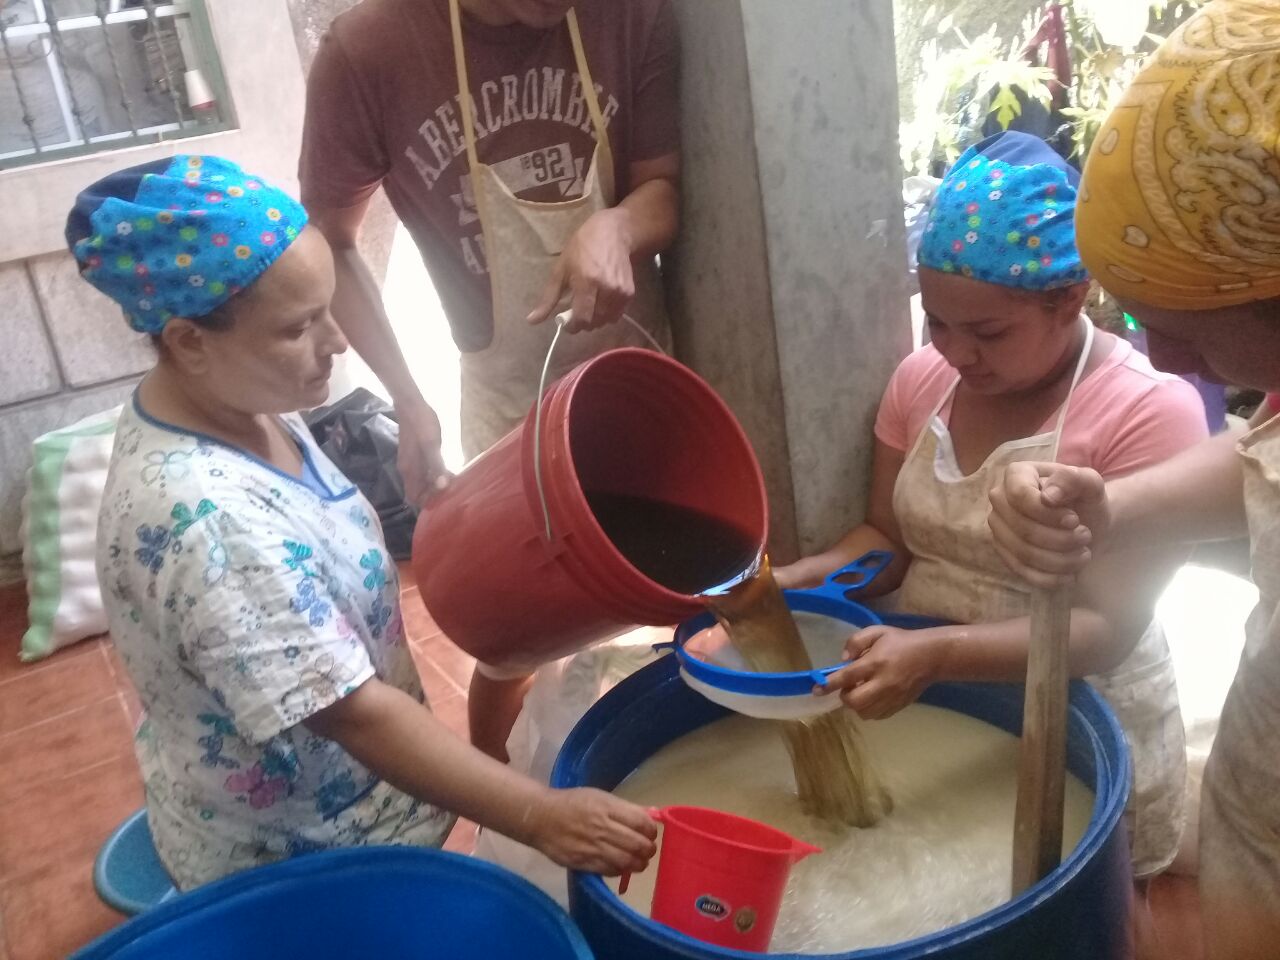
xmin=66 ymin=155 xmax=308 ymax=334
xmin=919 ymin=132 xmax=1087 ymax=290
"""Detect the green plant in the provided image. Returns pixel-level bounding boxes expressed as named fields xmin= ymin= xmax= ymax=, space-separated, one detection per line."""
xmin=901 ymin=0 xmax=1204 ymax=176
xmin=902 ymin=23 xmax=1057 ymax=175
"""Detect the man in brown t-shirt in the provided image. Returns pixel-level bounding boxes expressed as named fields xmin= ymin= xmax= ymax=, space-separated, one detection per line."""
xmin=300 ymin=0 xmax=679 ymax=483
xmin=300 ymin=0 xmax=679 ymax=760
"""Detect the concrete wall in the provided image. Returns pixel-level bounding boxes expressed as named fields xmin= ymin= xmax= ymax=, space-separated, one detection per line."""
xmin=0 ymin=0 xmax=308 ymax=582
xmin=669 ymin=0 xmax=911 ymax=561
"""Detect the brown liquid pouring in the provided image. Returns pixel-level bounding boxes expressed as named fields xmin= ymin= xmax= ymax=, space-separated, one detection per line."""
xmin=585 ymin=492 xmax=891 ymax=826
xmin=702 ymin=556 xmax=892 ymax=826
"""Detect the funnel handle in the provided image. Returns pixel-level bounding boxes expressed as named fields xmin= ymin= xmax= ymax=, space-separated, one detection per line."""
xmin=809 ymin=550 xmax=893 ymax=601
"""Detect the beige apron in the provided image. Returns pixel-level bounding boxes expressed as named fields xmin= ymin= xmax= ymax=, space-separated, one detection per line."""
xmin=448 ymin=0 xmax=670 ymax=461
xmin=1199 ymin=417 xmax=1280 ymax=951
xmin=892 ymin=320 xmax=1186 ymax=876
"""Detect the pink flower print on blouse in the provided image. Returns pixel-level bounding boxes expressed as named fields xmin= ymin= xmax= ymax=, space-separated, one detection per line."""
xmin=224 ymin=763 xmax=290 ymax=810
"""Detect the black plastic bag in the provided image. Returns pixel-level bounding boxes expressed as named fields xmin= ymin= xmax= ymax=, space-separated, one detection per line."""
xmin=305 ymin=388 xmax=417 ymax=560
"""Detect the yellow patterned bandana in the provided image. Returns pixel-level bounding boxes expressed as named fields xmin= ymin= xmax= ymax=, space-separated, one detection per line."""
xmin=1077 ymin=1 xmax=1280 ymax=310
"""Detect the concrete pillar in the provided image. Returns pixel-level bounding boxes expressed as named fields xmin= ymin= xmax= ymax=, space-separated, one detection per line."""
xmin=667 ymin=0 xmax=911 ymax=562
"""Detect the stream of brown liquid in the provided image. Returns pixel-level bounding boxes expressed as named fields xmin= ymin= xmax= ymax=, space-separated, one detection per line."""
xmin=585 ymin=491 xmax=891 ymax=826
xmin=702 ymin=556 xmax=892 ymax=826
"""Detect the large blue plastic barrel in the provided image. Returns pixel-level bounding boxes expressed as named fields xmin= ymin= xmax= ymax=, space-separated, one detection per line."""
xmin=72 ymin=847 xmax=593 ymax=960
xmin=552 ymin=605 xmax=1132 ymax=960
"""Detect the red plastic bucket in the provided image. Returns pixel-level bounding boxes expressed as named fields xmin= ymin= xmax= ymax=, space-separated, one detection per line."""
xmin=637 ymin=805 xmax=820 ymax=953
xmin=412 ymin=348 xmax=768 ymax=672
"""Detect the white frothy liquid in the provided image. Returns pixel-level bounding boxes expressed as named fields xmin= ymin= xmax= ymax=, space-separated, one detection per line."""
xmin=613 ymin=706 xmax=1093 ymax=953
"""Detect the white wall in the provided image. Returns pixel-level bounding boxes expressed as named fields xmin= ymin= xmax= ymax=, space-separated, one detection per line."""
xmin=0 ymin=0 xmax=307 ymax=261
xmin=0 ymin=0 xmax=308 ymax=579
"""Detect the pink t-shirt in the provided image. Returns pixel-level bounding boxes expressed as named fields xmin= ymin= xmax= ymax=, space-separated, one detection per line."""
xmin=875 ymin=332 xmax=1209 ymax=478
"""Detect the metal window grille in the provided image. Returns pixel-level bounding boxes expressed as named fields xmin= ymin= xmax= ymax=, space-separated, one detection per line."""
xmin=0 ymin=0 xmax=233 ymax=170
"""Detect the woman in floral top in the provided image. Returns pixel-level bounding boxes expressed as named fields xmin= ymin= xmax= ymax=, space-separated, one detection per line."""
xmin=70 ymin=155 xmax=656 ymax=890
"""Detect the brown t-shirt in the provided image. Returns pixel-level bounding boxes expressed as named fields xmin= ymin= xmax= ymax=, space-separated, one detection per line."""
xmin=299 ymin=0 xmax=679 ymax=352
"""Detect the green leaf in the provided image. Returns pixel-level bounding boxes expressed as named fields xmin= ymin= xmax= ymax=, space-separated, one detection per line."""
xmin=988 ymin=86 xmax=1024 ymax=129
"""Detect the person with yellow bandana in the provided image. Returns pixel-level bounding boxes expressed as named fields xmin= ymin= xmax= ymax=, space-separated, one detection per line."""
xmin=988 ymin=4 xmax=1280 ymax=955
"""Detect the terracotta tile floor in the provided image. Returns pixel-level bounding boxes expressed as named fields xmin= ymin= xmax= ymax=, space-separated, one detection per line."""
xmin=0 ymin=570 xmax=477 ymax=960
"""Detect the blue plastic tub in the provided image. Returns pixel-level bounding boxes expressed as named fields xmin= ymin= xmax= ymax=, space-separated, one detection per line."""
xmin=72 ymin=846 xmax=593 ymax=960
xmin=553 ymin=608 xmax=1132 ymax=959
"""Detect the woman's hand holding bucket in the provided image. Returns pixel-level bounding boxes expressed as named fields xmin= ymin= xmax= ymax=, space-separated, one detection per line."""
xmin=524 ymin=787 xmax=659 ymax=876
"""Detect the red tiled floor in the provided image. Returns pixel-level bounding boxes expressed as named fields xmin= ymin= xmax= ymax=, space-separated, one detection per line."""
xmin=0 ymin=584 xmax=141 ymax=959
xmin=444 ymin=818 xmax=479 ymax=855
xmin=402 ymin=579 xmax=473 ymax=702
xmin=0 ymin=644 xmax=116 ymax=734
xmin=429 ymin=689 xmax=470 ymax=741
xmin=0 ymin=588 xmax=29 ymax=686
xmin=411 ymin=647 xmax=466 ymax=705
xmin=0 ymin=572 xmax=492 ymax=956
xmin=400 ymin=587 xmax=444 ymax=642
xmin=418 ymin=634 xmax=475 ymax=692
xmin=0 ymin=754 xmax=143 ymax=881
xmin=0 ymin=697 xmax=135 ymax=808
xmin=117 ymin=684 xmax=144 ymax=732
xmin=101 ymin=642 xmax=144 ymax=731
xmin=0 ymin=855 xmax=125 ymax=960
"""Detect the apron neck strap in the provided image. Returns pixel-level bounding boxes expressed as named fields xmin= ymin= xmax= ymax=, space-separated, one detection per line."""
xmin=1046 ymin=316 xmax=1095 ymax=460
xmin=449 ymin=0 xmax=482 ymax=179
xmin=567 ymin=9 xmax=615 ymax=202
xmin=448 ymin=0 xmax=615 ymax=202
xmin=930 ymin=315 xmax=1096 ymax=463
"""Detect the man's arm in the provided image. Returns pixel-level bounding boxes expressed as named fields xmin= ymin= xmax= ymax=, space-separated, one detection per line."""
xmin=311 ymin=200 xmax=449 ymax=504
xmin=615 ymin=153 xmax=681 ymax=258
xmin=527 ymin=153 xmax=680 ymax=330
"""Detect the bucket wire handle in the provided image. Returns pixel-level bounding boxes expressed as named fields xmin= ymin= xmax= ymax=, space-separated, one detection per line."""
xmin=532 ymin=311 xmax=668 ymax=542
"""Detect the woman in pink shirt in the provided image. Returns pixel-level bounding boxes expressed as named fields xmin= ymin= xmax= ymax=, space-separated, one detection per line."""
xmin=776 ymin=132 xmax=1207 ymax=878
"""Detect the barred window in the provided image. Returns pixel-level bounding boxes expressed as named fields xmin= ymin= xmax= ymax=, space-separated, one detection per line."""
xmin=0 ymin=0 xmax=232 ymax=170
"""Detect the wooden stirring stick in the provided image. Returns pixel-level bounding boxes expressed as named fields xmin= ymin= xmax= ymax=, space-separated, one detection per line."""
xmin=1011 ymin=584 xmax=1072 ymax=895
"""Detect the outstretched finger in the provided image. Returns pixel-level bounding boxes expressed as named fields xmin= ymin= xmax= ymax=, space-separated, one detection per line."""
xmin=526 ymin=262 xmax=567 ymax=325
xmin=820 ymin=657 xmax=874 ymax=694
